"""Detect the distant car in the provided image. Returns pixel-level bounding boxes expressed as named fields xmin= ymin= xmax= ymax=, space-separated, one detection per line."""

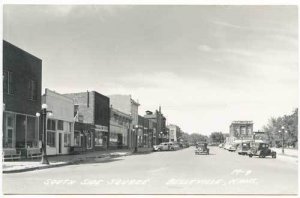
xmin=195 ymin=142 xmax=209 ymax=155
xmin=218 ymin=143 xmax=224 ymax=148
xmin=171 ymin=142 xmax=180 ymax=150
xmin=224 ymin=143 xmax=231 ymax=150
xmin=237 ymin=142 xmax=251 ymax=155
xmin=228 ymin=144 xmax=239 ymax=152
xmin=153 ymin=145 xmax=160 ymax=151
xmin=248 ymin=143 xmax=276 ymax=158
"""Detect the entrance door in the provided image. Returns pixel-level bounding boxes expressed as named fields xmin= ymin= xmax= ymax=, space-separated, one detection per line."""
xmin=59 ymin=133 xmax=62 ymax=154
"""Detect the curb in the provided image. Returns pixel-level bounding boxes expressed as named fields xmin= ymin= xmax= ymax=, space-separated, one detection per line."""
xmin=3 ymin=152 xmax=133 ymax=174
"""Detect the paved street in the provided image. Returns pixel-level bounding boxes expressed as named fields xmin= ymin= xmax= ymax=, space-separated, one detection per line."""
xmin=3 ymin=147 xmax=297 ymax=195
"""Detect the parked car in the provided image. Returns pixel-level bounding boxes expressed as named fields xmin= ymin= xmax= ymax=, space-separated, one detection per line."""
xmin=195 ymin=142 xmax=209 ymax=155
xmin=248 ymin=142 xmax=276 ymax=158
xmin=218 ymin=143 xmax=224 ymax=148
xmin=228 ymin=143 xmax=239 ymax=152
xmin=153 ymin=145 xmax=160 ymax=151
xmin=237 ymin=142 xmax=251 ymax=155
xmin=224 ymin=143 xmax=231 ymax=150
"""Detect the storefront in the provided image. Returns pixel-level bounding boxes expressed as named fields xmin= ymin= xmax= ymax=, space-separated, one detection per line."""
xmin=94 ymin=125 xmax=109 ymax=150
xmin=3 ymin=111 xmax=39 ymax=156
xmin=43 ymin=89 xmax=75 ymax=156
xmin=73 ymin=122 xmax=95 ymax=153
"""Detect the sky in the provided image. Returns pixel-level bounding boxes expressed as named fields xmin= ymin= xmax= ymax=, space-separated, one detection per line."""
xmin=3 ymin=5 xmax=298 ymax=135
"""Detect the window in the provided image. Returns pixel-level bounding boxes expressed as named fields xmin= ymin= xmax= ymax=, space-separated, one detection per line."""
xmin=69 ymin=123 xmax=72 ymax=132
xmin=74 ymin=131 xmax=81 ymax=146
xmin=57 ymin=120 xmax=64 ymax=130
xmin=28 ymin=79 xmax=37 ymax=100
xmin=86 ymin=132 xmax=92 ymax=149
xmin=16 ymin=114 xmax=26 ymax=148
xmin=95 ymin=131 xmax=103 ymax=146
xmin=47 ymin=119 xmax=56 ymax=131
xmin=3 ymin=113 xmax=15 ymax=148
xmin=3 ymin=70 xmax=14 ymax=94
xmin=64 ymin=133 xmax=71 ymax=147
xmin=27 ymin=116 xmax=38 ymax=148
xmin=47 ymin=131 xmax=56 ymax=147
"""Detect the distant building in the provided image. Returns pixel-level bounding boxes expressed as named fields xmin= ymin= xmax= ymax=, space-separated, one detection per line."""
xmin=64 ymin=91 xmax=110 ymax=151
xmin=144 ymin=106 xmax=167 ymax=144
xmin=110 ymin=106 xmax=132 ymax=149
xmin=108 ymin=95 xmax=140 ymax=149
xmin=229 ymin=121 xmax=254 ymax=143
xmin=43 ymin=89 xmax=74 ymax=155
xmin=3 ymin=40 xmax=42 ymax=157
xmin=168 ymin=124 xmax=181 ymax=142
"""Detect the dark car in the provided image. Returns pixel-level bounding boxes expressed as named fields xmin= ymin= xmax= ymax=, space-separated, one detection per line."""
xmin=248 ymin=142 xmax=276 ymax=158
xmin=237 ymin=142 xmax=251 ymax=155
xmin=195 ymin=142 xmax=209 ymax=155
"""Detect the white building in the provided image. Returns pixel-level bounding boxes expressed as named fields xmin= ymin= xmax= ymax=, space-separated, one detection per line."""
xmin=43 ymin=89 xmax=74 ymax=155
xmin=108 ymin=95 xmax=139 ymax=148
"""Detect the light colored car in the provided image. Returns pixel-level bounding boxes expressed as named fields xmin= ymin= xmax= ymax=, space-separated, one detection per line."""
xmin=218 ymin=143 xmax=224 ymax=148
xmin=228 ymin=144 xmax=239 ymax=152
xmin=153 ymin=145 xmax=160 ymax=151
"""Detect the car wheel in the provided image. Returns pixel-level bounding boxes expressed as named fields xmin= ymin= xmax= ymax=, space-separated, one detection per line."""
xmin=272 ymin=153 xmax=276 ymax=158
xmin=158 ymin=148 xmax=161 ymax=151
xmin=249 ymin=154 xmax=253 ymax=158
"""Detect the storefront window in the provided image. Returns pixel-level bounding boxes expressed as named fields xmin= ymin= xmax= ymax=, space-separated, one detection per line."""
xmin=27 ymin=116 xmax=38 ymax=148
xmin=3 ymin=112 xmax=15 ymax=148
xmin=74 ymin=131 xmax=81 ymax=146
xmin=64 ymin=133 xmax=71 ymax=147
xmin=47 ymin=131 xmax=56 ymax=147
xmin=95 ymin=131 xmax=103 ymax=146
xmin=86 ymin=132 xmax=92 ymax=149
xmin=16 ymin=114 xmax=26 ymax=148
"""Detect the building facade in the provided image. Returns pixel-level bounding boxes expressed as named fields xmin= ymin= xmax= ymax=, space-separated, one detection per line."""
xmin=43 ymin=89 xmax=74 ymax=155
xmin=229 ymin=121 xmax=254 ymax=144
xmin=64 ymin=91 xmax=110 ymax=150
xmin=108 ymin=95 xmax=139 ymax=149
xmin=3 ymin=40 xmax=42 ymax=157
xmin=144 ymin=106 xmax=167 ymax=145
xmin=168 ymin=124 xmax=181 ymax=142
xmin=110 ymin=106 xmax=131 ymax=149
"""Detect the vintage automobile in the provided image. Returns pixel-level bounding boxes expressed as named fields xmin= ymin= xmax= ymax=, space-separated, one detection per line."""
xmin=237 ymin=142 xmax=251 ymax=155
xmin=195 ymin=142 xmax=209 ymax=155
xmin=154 ymin=142 xmax=177 ymax=151
xmin=248 ymin=142 xmax=276 ymax=158
xmin=228 ymin=143 xmax=239 ymax=152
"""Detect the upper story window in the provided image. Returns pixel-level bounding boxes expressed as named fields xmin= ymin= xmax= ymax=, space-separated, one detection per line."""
xmin=3 ymin=70 xmax=14 ymax=95
xmin=28 ymin=79 xmax=37 ymax=100
xmin=47 ymin=119 xmax=56 ymax=131
xmin=57 ymin=120 xmax=64 ymax=130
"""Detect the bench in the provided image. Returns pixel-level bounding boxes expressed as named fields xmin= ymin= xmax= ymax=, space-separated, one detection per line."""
xmin=27 ymin=148 xmax=42 ymax=159
xmin=2 ymin=149 xmax=21 ymax=161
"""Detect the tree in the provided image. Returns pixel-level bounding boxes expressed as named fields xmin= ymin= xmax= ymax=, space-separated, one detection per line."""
xmin=209 ymin=132 xmax=224 ymax=143
xmin=262 ymin=108 xmax=298 ymax=148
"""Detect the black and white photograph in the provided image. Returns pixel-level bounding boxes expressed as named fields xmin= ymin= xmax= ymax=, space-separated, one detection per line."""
xmin=1 ymin=1 xmax=299 ymax=196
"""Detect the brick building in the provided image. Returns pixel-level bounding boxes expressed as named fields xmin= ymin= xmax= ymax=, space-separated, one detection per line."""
xmin=64 ymin=91 xmax=110 ymax=150
xmin=144 ymin=106 xmax=167 ymax=145
xmin=229 ymin=121 xmax=254 ymax=144
xmin=3 ymin=40 xmax=42 ymax=157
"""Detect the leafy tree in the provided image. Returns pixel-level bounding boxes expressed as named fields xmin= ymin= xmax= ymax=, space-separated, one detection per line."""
xmin=209 ymin=132 xmax=225 ymax=143
xmin=262 ymin=108 xmax=298 ymax=148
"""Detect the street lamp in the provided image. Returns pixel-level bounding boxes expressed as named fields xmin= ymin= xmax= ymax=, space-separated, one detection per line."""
xmin=280 ymin=126 xmax=288 ymax=154
xmin=160 ymin=131 xmax=163 ymax=143
xmin=36 ymin=104 xmax=53 ymax=164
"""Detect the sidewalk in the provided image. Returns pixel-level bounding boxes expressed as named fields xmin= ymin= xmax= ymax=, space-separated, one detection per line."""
xmin=2 ymin=149 xmax=133 ymax=174
xmin=271 ymin=147 xmax=298 ymax=158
